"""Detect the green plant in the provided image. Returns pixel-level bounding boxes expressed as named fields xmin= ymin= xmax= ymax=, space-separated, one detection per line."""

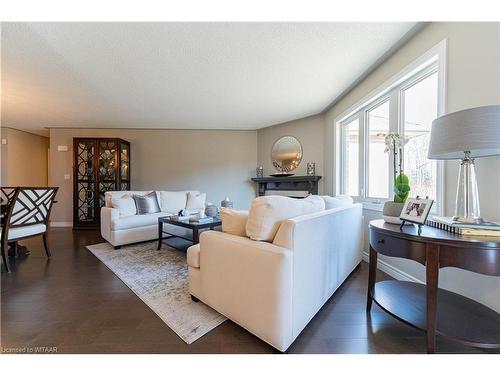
xmin=394 ymin=173 xmax=410 ymax=203
xmin=379 ymin=133 xmax=411 ymax=203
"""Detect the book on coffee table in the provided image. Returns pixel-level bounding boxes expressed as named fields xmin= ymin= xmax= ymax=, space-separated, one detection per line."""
xmin=189 ymin=217 xmax=214 ymax=224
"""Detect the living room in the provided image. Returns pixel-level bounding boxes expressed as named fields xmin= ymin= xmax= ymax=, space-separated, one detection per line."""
xmin=1 ymin=1 xmax=499 ymax=372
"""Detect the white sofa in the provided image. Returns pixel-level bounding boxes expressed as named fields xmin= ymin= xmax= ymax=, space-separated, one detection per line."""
xmin=100 ymin=190 xmax=199 ymax=248
xmin=187 ymin=201 xmax=363 ymax=352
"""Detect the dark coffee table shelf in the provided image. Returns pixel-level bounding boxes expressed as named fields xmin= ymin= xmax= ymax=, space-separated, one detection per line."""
xmin=157 ymin=216 xmax=221 ymax=251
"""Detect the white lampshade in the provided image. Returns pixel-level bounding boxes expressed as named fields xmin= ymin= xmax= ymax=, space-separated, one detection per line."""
xmin=428 ymin=105 xmax=500 ymax=160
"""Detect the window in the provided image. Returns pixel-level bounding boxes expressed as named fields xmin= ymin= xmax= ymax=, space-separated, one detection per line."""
xmin=342 ymin=118 xmax=359 ymax=196
xmin=367 ymin=100 xmax=390 ymax=198
xmin=402 ymin=72 xmax=438 ymax=200
xmin=337 ymin=41 xmax=445 ymax=213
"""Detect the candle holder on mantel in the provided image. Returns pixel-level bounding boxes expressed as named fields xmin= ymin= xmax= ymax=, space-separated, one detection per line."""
xmin=306 ymin=162 xmax=316 ymax=176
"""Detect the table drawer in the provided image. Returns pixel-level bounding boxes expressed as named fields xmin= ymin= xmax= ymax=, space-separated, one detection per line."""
xmin=370 ymin=229 xmax=426 ymax=265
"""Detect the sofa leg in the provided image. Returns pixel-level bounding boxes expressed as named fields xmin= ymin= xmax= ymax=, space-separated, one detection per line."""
xmin=114 ymin=245 xmax=122 ymax=250
xmin=191 ymin=295 xmax=199 ymax=302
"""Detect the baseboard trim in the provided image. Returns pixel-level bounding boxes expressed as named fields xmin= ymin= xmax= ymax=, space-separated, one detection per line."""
xmin=362 ymin=250 xmax=423 ymax=284
xmin=50 ymin=221 xmax=73 ymax=227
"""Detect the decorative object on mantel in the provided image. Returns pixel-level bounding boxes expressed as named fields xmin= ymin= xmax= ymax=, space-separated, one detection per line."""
xmin=251 ymin=175 xmax=321 ymax=197
xmin=256 ymin=166 xmax=264 ymax=178
xmin=205 ymin=203 xmax=219 ymax=217
xmin=379 ymin=133 xmax=411 ymax=224
xmin=306 ymin=162 xmax=316 ymax=176
xmin=271 ymin=136 xmax=303 ymax=173
xmin=220 ymin=197 xmax=233 ymax=209
xmin=428 ymin=105 xmax=500 ymax=224
xmin=269 ymin=173 xmax=294 ymax=177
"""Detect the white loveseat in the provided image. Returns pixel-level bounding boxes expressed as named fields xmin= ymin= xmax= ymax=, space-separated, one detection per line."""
xmin=100 ymin=190 xmax=200 ymax=248
xmin=187 ymin=198 xmax=363 ymax=352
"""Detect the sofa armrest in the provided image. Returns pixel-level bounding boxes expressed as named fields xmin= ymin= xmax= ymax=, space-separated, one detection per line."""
xmin=100 ymin=206 xmax=120 ymax=241
xmin=197 ymin=230 xmax=293 ymax=350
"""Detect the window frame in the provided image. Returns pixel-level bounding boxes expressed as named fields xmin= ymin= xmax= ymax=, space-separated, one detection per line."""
xmin=335 ymin=39 xmax=447 ymax=214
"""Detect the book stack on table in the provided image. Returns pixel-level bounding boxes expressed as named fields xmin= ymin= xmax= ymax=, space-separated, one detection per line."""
xmin=427 ymin=216 xmax=500 ymax=237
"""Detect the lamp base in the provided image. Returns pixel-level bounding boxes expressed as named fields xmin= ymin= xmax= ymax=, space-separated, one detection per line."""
xmin=451 ymin=216 xmax=484 ymax=225
xmin=454 ymin=151 xmax=482 ymax=223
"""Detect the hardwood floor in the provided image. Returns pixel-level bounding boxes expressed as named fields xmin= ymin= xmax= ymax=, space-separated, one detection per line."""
xmin=1 ymin=228 xmax=497 ymax=354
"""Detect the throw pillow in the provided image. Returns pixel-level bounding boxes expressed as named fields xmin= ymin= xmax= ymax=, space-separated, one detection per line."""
xmin=321 ymin=195 xmax=354 ymax=209
xmin=132 ymin=191 xmax=161 ymax=215
xmin=186 ymin=192 xmax=206 ymax=211
xmin=221 ymin=208 xmax=249 ymax=237
xmin=246 ymin=195 xmax=325 ymax=242
xmin=111 ymin=194 xmax=137 ymax=217
xmin=159 ymin=191 xmax=190 ymax=214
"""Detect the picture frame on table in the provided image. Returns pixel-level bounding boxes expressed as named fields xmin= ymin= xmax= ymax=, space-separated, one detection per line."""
xmin=399 ymin=197 xmax=434 ymax=234
xmin=400 ymin=197 xmax=434 ymax=224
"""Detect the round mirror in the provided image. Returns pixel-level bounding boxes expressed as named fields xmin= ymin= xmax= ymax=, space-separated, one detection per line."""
xmin=271 ymin=136 xmax=303 ymax=173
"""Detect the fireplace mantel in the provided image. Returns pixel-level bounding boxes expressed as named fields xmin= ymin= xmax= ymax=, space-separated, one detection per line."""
xmin=251 ymin=175 xmax=322 ymax=197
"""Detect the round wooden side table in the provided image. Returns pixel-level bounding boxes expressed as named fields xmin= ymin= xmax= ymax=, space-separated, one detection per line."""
xmin=367 ymin=219 xmax=500 ymax=353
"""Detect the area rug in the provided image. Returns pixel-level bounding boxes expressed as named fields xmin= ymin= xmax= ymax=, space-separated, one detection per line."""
xmin=86 ymin=241 xmax=227 ymax=344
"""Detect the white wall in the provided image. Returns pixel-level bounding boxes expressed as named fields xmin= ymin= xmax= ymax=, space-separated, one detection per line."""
xmin=324 ymin=22 xmax=500 ymax=312
xmin=49 ymin=128 xmax=257 ymax=224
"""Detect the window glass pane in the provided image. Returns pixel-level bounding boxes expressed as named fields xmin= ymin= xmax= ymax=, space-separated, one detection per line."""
xmin=343 ymin=118 xmax=359 ymax=196
xmin=368 ymin=100 xmax=390 ymax=198
xmin=403 ymin=72 xmax=438 ymax=200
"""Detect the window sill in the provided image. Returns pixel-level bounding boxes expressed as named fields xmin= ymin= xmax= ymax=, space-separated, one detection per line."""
xmin=357 ymin=200 xmax=385 ymax=212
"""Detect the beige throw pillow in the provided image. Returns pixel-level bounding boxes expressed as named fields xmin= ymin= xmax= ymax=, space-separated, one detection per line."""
xmin=221 ymin=208 xmax=249 ymax=237
xmin=111 ymin=194 xmax=137 ymax=217
xmin=245 ymin=195 xmax=325 ymax=242
xmin=186 ymin=192 xmax=206 ymax=211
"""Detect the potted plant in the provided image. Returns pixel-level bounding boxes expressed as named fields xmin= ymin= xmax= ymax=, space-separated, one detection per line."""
xmin=380 ymin=133 xmax=411 ymax=224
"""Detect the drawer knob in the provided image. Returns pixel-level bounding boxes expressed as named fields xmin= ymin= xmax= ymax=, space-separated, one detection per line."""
xmin=377 ymin=239 xmax=385 ymax=244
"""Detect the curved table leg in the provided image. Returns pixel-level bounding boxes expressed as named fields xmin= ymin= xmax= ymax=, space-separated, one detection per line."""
xmin=367 ymin=245 xmax=378 ymax=312
xmin=426 ymin=243 xmax=439 ymax=354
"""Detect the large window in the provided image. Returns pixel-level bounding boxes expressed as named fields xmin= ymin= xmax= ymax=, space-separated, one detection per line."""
xmin=342 ymin=117 xmax=359 ymax=196
xmin=338 ymin=55 xmax=443 ymax=210
xmin=367 ymin=100 xmax=390 ymax=198
xmin=402 ymin=72 xmax=438 ymax=200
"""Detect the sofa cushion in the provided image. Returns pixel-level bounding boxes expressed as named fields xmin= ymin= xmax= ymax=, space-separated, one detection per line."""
xmin=111 ymin=194 xmax=137 ymax=217
xmin=221 ymin=208 xmax=248 ymax=237
xmin=186 ymin=192 xmax=206 ymax=211
xmin=187 ymin=244 xmax=201 ymax=268
xmin=111 ymin=211 xmax=168 ymax=231
xmin=133 ymin=191 xmax=161 ymax=215
xmin=246 ymin=195 xmax=325 ymax=241
xmin=320 ymin=195 xmax=354 ymax=209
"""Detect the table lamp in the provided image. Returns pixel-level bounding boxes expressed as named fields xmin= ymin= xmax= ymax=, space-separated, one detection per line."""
xmin=428 ymin=105 xmax=500 ymax=224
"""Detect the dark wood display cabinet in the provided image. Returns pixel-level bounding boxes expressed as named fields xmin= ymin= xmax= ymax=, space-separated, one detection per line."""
xmin=73 ymin=138 xmax=131 ymax=229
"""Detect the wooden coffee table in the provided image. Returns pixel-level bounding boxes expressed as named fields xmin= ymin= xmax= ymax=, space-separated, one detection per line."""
xmin=157 ymin=216 xmax=221 ymax=250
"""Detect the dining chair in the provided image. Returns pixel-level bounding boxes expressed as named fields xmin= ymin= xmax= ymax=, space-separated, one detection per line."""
xmin=1 ymin=187 xmax=58 ymax=272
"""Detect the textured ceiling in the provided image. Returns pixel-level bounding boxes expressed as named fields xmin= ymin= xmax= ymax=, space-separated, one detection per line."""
xmin=1 ymin=22 xmax=416 ymax=135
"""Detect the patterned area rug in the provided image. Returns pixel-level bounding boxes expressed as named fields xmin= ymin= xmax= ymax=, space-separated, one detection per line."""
xmin=86 ymin=241 xmax=226 ymax=344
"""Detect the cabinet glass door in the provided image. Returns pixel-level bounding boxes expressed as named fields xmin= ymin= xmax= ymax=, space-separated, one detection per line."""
xmin=75 ymin=140 xmax=97 ymax=224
